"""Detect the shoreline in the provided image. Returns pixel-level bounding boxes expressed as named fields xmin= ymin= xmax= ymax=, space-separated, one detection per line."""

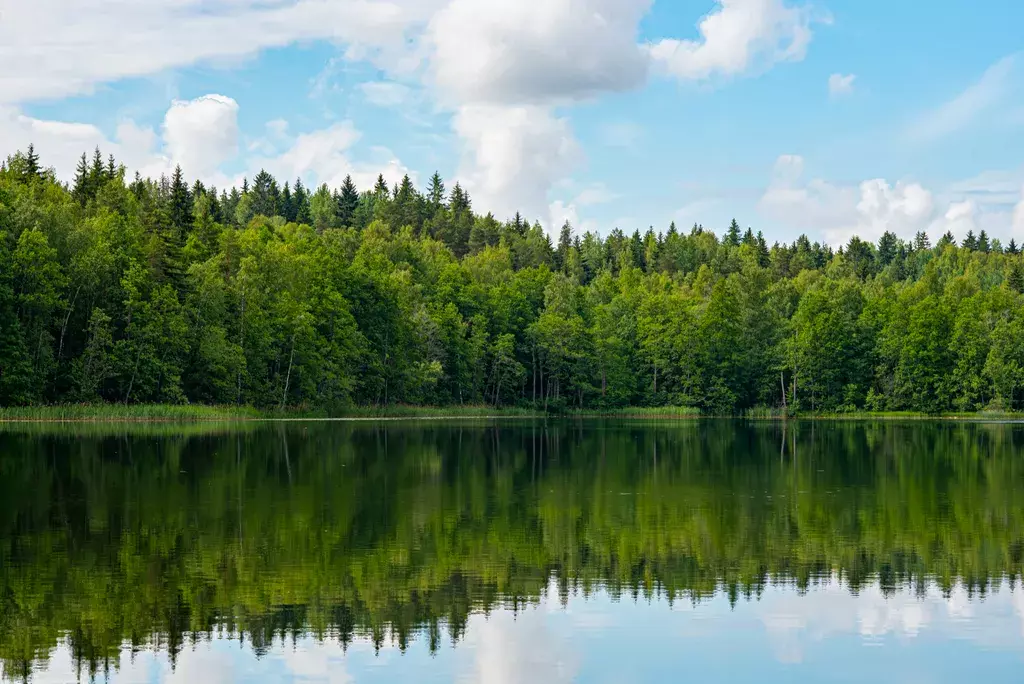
xmin=2 ymin=404 xmax=1024 ymax=424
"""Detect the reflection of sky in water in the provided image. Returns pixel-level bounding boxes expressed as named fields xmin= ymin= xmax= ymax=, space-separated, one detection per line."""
xmin=19 ymin=580 xmax=1024 ymax=683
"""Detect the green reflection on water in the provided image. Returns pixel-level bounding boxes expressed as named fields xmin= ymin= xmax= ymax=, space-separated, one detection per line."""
xmin=1 ymin=419 xmax=1023 ymax=680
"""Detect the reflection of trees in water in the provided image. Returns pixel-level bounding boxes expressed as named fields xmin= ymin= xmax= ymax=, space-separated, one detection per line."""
xmin=1 ymin=420 xmax=1023 ymax=680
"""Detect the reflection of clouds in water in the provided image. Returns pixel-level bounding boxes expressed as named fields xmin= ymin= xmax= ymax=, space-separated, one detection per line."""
xmin=276 ymin=641 xmax=353 ymax=684
xmin=759 ymin=577 xmax=1024 ymax=663
xmin=458 ymin=603 xmax=580 ymax=684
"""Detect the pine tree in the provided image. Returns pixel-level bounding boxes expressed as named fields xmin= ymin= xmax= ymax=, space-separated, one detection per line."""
xmin=427 ymin=172 xmax=446 ymax=216
xmin=89 ymin=147 xmax=105 ymax=193
xmin=556 ymin=221 xmax=574 ymax=271
xmin=725 ymin=219 xmax=741 ymax=247
xmin=978 ymin=230 xmax=990 ymax=253
xmin=72 ymin=153 xmax=90 ymax=206
xmin=394 ymin=174 xmax=420 ymax=231
xmin=337 ymin=175 xmax=359 ymax=228
xmin=878 ymin=231 xmax=898 ymax=266
xmin=24 ymin=144 xmax=41 ymax=181
xmin=281 ymin=182 xmax=295 ymax=222
xmin=169 ymin=165 xmax=193 ymax=235
xmin=1008 ymin=262 xmax=1024 ymax=294
xmin=250 ymin=170 xmax=279 ymax=218
xmin=293 ymin=179 xmax=311 ymax=225
xmin=756 ymin=231 xmax=770 ymax=267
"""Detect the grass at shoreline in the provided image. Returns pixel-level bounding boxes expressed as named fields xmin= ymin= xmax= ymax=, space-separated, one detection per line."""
xmin=1 ymin=403 xmax=1023 ymax=424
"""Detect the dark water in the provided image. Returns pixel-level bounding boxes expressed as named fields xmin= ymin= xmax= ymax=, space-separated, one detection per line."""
xmin=2 ymin=419 xmax=1024 ymax=683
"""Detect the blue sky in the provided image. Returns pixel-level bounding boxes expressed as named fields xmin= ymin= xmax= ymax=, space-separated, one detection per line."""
xmin=2 ymin=0 xmax=1022 ymax=245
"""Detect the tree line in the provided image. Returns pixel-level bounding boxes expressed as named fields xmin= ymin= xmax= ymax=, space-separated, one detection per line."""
xmin=3 ymin=145 xmax=1024 ymax=413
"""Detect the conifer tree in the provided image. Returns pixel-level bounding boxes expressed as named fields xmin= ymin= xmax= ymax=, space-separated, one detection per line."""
xmin=725 ymin=219 xmax=741 ymax=246
xmin=978 ymin=230 xmax=990 ymax=253
xmin=337 ymin=175 xmax=359 ymax=228
xmin=72 ymin=153 xmax=90 ymax=206
xmin=1008 ymin=262 xmax=1024 ymax=294
xmin=281 ymin=182 xmax=295 ymax=222
xmin=24 ymin=144 xmax=41 ymax=181
xmin=169 ymin=165 xmax=193 ymax=235
xmin=293 ymin=179 xmax=311 ymax=225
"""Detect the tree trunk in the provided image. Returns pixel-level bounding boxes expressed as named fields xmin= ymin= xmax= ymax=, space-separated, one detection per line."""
xmin=237 ymin=294 xmax=246 ymax=404
xmin=58 ymin=285 xmax=81 ymax=361
xmin=280 ymin=333 xmax=296 ymax=410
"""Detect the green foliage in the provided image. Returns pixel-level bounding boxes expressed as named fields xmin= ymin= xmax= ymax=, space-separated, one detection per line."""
xmin=2 ymin=147 xmax=1024 ymax=414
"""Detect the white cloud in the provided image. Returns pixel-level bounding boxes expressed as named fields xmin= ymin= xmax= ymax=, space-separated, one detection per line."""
xmin=249 ymin=120 xmax=414 ymax=191
xmin=828 ymin=73 xmax=855 ymax=97
xmin=0 ymin=0 xmax=426 ymax=104
xmin=163 ymin=94 xmax=240 ymax=179
xmin=460 ymin=606 xmax=580 ymax=684
xmin=423 ymin=0 xmax=660 ymax=230
xmin=910 ymin=54 xmax=1018 ymax=142
xmin=648 ymin=0 xmax=819 ymax=82
xmin=0 ymin=105 xmax=173 ymax=182
xmin=937 ymin=200 xmax=977 ymax=237
xmin=426 ymin=0 xmax=651 ymax=107
xmin=360 ymin=81 xmax=412 ymax=107
xmin=759 ymin=154 xmax=936 ymax=245
xmin=453 ymin=104 xmax=580 ymax=224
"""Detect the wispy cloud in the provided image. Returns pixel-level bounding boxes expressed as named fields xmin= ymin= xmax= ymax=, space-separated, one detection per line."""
xmin=910 ymin=54 xmax=1018 ymax=142
xmin=828 ymin=73 xmax=855 ymax=97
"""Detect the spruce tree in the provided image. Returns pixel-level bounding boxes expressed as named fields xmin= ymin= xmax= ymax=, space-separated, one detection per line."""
xmin=725 ymin=219 xmax=741 ymax=247
xmin=1008 ymin=262 xmax=1024 ymax=294
xmin=24 ymin=144 xmax=41 ymax=181
xmin=89 ymin=147 xmax=105 ymax=193
xmin=337 ymin=175 xmax=359 ymax=227
xmin=962 ymin=230 xmax=977 ymax=250
xmin=293 ymin=179 xmax=311 ymax=225
xmin=72 ymin=153 xmax=90 ymax=206
xmin=1007 ymin=238 xmax=1019 ymax=255
xmin=877 ymin=231 xmax=898 ymax=266
xmin=978 ymin=230 xmax=990 ymax=253
xmin=251 ymin=170 xmax=279 ymax=218
xmin=914 ymin=231 xmax=930 ymax=251
xmin=427 ymin=172 xmax=446 ymax=216
xmin=169 ymin=165 xmax=193 ymax=235
xmin=281 ymin=182 xmax=295 ymax=222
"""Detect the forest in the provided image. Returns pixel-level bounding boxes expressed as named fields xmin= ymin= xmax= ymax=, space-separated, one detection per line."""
xmin=3 ymin=145 xmax=1024 ymax=414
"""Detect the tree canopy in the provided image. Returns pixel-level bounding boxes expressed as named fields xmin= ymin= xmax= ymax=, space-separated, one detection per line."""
xmin=3 ymin=147 xmax=1024 ymax=414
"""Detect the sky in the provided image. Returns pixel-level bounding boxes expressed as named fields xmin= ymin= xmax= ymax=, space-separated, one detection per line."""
xmin=2 ymin=0 xmax=1023 ymax=246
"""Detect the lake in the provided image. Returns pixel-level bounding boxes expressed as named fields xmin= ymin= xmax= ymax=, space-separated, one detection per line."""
xmin=2 ymin=419 xmax=1023 ymax=682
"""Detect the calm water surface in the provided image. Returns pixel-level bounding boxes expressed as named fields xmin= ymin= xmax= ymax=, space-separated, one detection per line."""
xmin=2 ymin=420 xmax=1023 ymax=682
